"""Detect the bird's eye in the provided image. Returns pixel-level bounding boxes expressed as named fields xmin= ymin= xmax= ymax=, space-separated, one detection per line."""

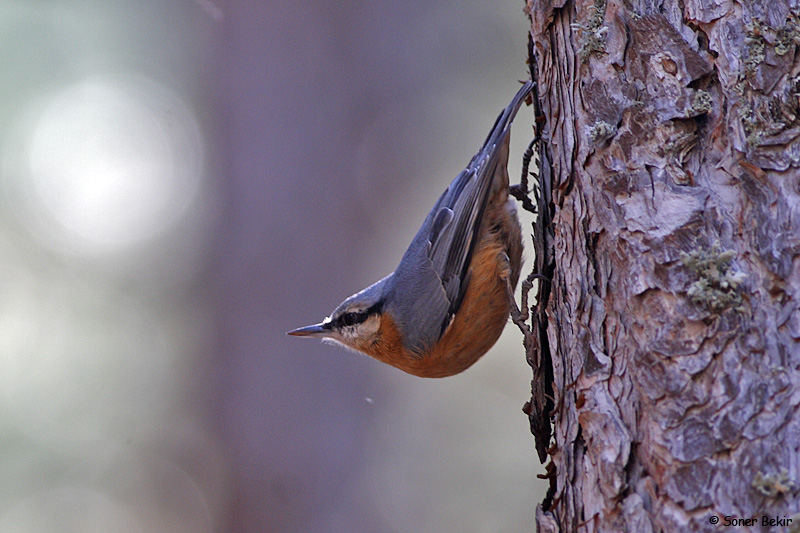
xmin=341 ymin=311 xmax=364 ymax=327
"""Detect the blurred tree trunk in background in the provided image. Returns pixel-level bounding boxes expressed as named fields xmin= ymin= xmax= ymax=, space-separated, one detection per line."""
xmin=524 ymin=0 xmax=800 ymax=530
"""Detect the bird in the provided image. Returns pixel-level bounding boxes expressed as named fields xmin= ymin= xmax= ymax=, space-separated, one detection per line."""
xmin=288 ymin=81 xmax=532 ymax=377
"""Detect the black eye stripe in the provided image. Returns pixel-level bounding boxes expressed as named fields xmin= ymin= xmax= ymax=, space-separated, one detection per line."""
xmin=340 ymin=310 xmax=367 ymax=327
xmin=336 ymin=300 xmax=383 ymax=328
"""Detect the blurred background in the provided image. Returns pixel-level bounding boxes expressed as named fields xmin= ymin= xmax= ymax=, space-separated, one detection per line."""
xmin=0 ymin=1 xmax=547 ymax=531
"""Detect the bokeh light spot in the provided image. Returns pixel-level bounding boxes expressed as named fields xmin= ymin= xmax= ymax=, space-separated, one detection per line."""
xmin=18 ymin=74 xmax=203 ymax=254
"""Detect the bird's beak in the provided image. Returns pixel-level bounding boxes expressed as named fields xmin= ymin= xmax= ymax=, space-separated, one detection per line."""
xmin=286 ymin=322 xmax=331 ymax=338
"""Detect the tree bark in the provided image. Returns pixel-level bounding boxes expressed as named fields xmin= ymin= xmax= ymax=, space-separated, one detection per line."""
xmin=522 ymin=0 xmax=800 ymax=531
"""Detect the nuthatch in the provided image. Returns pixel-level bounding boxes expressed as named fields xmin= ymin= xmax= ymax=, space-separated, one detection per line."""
xmin=288 ymin=82 xmax=532 ymax=377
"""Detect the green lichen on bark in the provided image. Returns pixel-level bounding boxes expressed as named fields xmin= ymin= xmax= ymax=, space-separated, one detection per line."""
xmin=680 ymin=242 xmax=746 ymax=313
xmin=752 ymin=468 xmax=796 ymax=498
xmin=573 ymin=0 xmax=608 ymax=61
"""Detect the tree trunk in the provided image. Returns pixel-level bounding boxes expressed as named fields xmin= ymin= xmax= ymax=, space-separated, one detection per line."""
xmin=522 ymin=0 xmax=800 ymax=531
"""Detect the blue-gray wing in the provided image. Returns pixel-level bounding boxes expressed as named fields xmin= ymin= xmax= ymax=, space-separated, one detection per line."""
xmin=389 ymin=81 xmax=533 ymax=355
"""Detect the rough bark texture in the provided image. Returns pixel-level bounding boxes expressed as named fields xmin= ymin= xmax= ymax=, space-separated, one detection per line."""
xmin=524 ymin=0 xmax=800 ymax=531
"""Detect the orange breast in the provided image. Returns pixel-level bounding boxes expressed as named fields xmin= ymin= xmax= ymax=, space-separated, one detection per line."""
xmin=360 ymin=203 xmax=523 ymax=378
xmin=418 ymin=237 xmax=515 ymax=376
